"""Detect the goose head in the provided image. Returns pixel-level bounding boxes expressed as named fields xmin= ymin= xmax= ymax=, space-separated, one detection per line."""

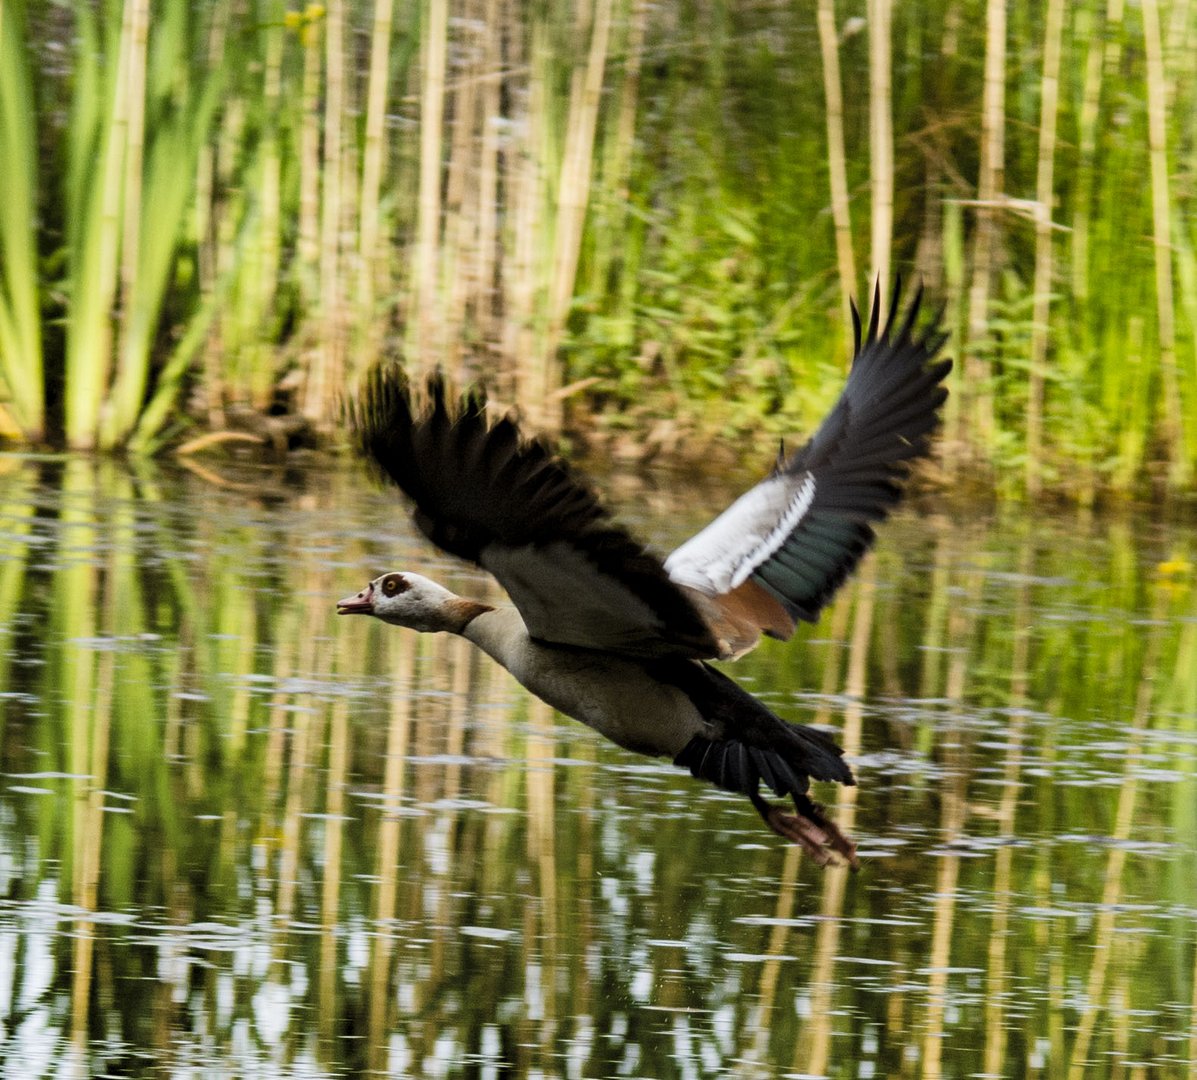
xmin=337 ymin=571 xmax=468 ymax=633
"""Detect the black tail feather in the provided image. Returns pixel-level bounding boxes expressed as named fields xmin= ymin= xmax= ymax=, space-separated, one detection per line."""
xmin=675 ymin=726 xmax=854 ymax=802
xmin=677 ymin=732 xmax=858 ymax=865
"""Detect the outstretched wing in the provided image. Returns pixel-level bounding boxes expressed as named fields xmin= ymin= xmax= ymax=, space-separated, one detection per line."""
xmin=348 ymin=368 xmax=719 ymax=659
xmin=664 ymin=279 xmax=951 ymax=652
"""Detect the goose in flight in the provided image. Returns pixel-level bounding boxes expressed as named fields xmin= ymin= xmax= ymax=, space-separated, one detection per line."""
xmin=338 ymin=283 xmax=950 ymax=867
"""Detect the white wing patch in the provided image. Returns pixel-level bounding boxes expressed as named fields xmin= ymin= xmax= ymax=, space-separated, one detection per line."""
xmin=664 ymin=473 xmax=816 ymax=595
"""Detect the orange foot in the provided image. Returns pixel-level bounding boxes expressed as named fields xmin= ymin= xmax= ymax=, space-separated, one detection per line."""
xmin=750 ymin=792 xmax=859 ymax=871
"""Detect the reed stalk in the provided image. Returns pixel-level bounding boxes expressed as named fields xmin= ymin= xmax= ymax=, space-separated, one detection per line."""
xmin=541 ymin=0 xmax=614 ymax=428
xmin=817 ymin=0 xmax=857 ymax=331
xmin=57 ymin=462 xmax=99 ymax=899
xmin=982 ymin=545 xmax=1031 ymax=1074
xmin=303 ymin=0 xmax=349 ymax=425
xmin=867 ymin=0 xmax=892 ymax=305
xmin=576 ymin=0 xmax=645 ymax=387
xmin=1065 ymin=598 xmax=1164 ymax=1078
xmin=442 ymin=1 xmax=483 ymax=376
xmin=275 ymin=588 xmax=325 ymax=924
xmin=69 ymin=472 xmax=129 ymax=1049
xmin=471 ymin=0 xmax=503 ymax=367
xmin=601 ymin=0 xmax=646 ymax=231
xmin=368 ymin=631 xmax=415 ymax=1069
xmin=412 ymin=0 xmax=449 ymax=377
xmin=251 ymin=0 xmax=286 ymax=409
xmin=922 ymin=563 xmax=982 ymax=1077
xmin=193 ymin=7 xmax=223 ymax=427
xmin=0 ymin=0 xmax=44 ymax=441
xmin=527 ymin=696 xmax=559 ymax=979
xmin=1191 ymin=932 xmax=1197 ymax=1074
xmin=921 ymin=816 xmax=962 ymax=1073
xmin=261 ymin=642 xmax=296 ymax=830
xmin=1025 ymin=0 xmax=1065 ymax=496
xmin=963 ymin=0 xmax=1007 ymax=459
xmin=939 ymin=201 xmax=965 ymax=478
xmin=1142 ymin=0 xmax=1186 ymax=488
xmin=1114 ymin=316 xmax=1147 ymax=490
xmin=0 ymin=468 xmax=33 ymax=732
xmin=740 ymin=845 xmax=801 ymax=1067
xmin=507 ymin=19 xmax=546 ymax=407
xmin=917 ymin=519 xmax=952 ymax=705
xmin=444 ymin=634 xmax=471 ymax=803
xmin=64 ymin=1 xmax=132 ymax=448
xmin=1165 ymin=0 xmax=1195 ymax=99
xmin=108 ymin=3 xmax=218 ymax=447
xmin=1176 ymin=217 xmax=1197 ymax=463
xmin=319 ymin=636 xmax=351 ymax=1031
xmin=1069 ymin=1 xmax=1106 ymax=306
xmin=357 ymin=0 xmax=397 ymax=366
xmin=296 ymin=6 xmax=323 ymax=303
xmin=108 ymin=0 xmax=148 ymax=430
xmin=797 ymin=566 xmax=873 ymax=1077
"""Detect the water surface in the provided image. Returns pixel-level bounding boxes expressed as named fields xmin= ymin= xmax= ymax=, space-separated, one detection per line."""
xmin=0 ymin=455 xmax=1194 ymax=1077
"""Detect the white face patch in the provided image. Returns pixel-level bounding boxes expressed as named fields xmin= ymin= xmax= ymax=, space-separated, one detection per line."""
xmin=664 ymin=472 xmax=816 ymax=595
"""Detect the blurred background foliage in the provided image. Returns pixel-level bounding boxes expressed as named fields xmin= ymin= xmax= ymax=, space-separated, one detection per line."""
xmin=0 ymin=0 xmax=1195 ymax=497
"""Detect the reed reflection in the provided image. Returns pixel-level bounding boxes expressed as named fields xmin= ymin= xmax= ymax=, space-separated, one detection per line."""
xmin=0 ymin=459 xmax=1191 ymax=1076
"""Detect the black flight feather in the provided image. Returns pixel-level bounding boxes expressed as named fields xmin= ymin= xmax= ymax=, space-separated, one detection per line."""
xmin=347 ymin=366 xmax=719 ymax=658
xmin=750 ymin=277 xmax=951 ymax=623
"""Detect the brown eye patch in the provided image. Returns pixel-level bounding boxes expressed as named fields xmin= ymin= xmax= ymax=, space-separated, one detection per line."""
xmin=381 ymin=574 xmax=407 ymax=597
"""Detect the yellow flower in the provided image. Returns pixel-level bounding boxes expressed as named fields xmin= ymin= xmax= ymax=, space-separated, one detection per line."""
xmin=1156 ymin=556 xmax=1192 ymax=577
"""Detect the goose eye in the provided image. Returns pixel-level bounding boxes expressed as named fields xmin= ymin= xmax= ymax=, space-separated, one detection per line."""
xmin=382 ymin=574 xmax=404 ymax=597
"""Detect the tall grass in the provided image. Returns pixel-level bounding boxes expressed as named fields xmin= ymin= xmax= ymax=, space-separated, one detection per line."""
xmin=1 ymin=0 xmax=1196 ymax=496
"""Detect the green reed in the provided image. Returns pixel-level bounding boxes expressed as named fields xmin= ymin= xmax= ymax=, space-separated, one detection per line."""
xmin=1 ymin=0 xmax=1196 ymax=496
xmin=0 ymin=0 xmax=44 ymax=441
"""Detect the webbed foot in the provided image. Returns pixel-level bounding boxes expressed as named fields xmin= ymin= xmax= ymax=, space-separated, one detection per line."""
xmin=750 ymin=792 xmax=859 ymax=870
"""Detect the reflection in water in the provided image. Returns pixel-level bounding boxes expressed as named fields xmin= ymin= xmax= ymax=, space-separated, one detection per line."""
xmin=0 ymin=455 xmax=1194 ymax=1076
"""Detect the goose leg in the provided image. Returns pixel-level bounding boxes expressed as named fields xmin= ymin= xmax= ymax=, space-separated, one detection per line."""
xmin=749 ymin=792 xmax=859 ymax=871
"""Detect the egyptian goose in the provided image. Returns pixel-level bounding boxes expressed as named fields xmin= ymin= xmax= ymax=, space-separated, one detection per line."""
xmin=337 ymin=282 xmax=950 ymax=867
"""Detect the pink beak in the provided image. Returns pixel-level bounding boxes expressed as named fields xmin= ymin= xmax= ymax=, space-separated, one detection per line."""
xmin=336 ymin=582 xmax=375 ymax=615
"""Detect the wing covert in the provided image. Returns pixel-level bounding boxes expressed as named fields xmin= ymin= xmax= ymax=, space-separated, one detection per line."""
xmin=348 ymin=367 xmax=719 ymax=659
xmin=665 ymin=279 xmax=951 ymax=643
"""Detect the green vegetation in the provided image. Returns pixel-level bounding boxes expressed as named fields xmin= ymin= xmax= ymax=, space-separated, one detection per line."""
xmin=1 ymin=0 xmax=1196 ymax=495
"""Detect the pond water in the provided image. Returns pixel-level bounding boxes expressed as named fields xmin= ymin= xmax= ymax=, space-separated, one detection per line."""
xmin=0 ymin=453 xmax=1194 ymax=1078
